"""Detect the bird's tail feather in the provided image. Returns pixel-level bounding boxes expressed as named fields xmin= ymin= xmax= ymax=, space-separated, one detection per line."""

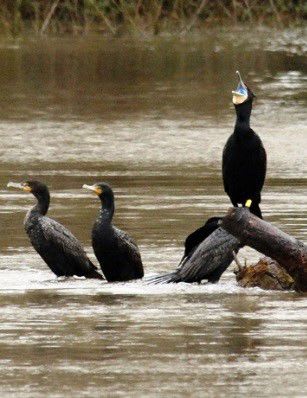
xmin=146 ymin=272 xmax=181 ymax=285
xmin=88 ymin=268 xmax=104 ymax=280
xmin=250 ymin=202 xmax=262 ymax=219
xmin=87 ymin=259 xmax=105 ymax=280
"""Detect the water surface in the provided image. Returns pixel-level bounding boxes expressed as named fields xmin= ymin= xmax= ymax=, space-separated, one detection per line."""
xmin=0 ymin=28 xmax=306 ymax=397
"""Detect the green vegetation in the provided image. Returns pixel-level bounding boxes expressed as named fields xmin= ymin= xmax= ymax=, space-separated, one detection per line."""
xmin=0 ymin=0 xmax=306 ymax=36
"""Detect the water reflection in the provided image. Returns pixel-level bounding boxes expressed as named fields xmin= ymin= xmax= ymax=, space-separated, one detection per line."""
xmin=0 ymin=290 xmax=305 ymax=396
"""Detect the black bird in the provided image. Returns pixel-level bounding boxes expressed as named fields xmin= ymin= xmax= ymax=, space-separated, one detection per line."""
xmin=222 ymin=71 xmax=266 ymax=218
xmin=83 ymin=182 xmax=144 ymax=282
xmin=7 ymin=180 xmax=103 ymax=279
xmin=147 ymin=225 xmax=241 ymax=284
xmin=179 ymin=216 xmax=222 ymax=265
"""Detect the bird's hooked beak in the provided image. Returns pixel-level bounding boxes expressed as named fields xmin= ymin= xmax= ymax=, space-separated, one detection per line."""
xmin=82 ymin=184 xmax=102 ymax=196
xmin=232 ymin=71 xmax=248 ymax=105
xmin=7 ymin=181 xmax=31 ymax=192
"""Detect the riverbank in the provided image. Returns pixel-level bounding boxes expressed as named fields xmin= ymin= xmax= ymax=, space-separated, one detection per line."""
xmin=0 ymin=0 xmax=306 ymax=37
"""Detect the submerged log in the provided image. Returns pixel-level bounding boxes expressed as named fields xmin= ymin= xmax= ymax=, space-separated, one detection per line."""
xmin=235 ymin=257 xmax=294 ymax=291
xmin=222 ymin=208 xmax=307 ymax=292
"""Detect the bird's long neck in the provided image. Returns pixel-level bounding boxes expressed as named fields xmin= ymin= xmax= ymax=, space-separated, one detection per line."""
xmin=99 ymin=196 xmax=115 ymax=224
xmin=234 ymin=100 xmax=252 ymax=133
xmin=32 ymin=191 xmax=50 ymax=216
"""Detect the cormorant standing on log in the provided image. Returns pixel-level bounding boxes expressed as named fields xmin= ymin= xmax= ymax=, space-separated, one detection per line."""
xmin=83 ymin=182 xmax=144 ymax=282
xmin=222 ymin=71 xmax=266 ymax=218
xmin=7 ymin=181 xmax=103 ymax=279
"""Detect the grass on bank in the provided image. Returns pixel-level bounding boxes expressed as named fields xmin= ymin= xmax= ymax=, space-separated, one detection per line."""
xmin=0 ymin=0 xmax=306 ymax=36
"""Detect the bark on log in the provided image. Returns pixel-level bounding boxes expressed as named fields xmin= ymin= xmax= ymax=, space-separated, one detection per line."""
xmin=235 ymin=257 xmax=294 ymax=291
xmin=222 ymin=208 xmax=307 ymax=292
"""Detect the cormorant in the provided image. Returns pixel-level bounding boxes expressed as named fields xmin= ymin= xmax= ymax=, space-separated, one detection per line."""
xmin=222 ymin=71 xmax=267 ymax=218
xmin=82 ymin=182 xmax=144 ymax=282
xmin=179 ymin=216 xmax=222 ymax=265
xmin=147 ymin=225 xmax=241 ymax=284
xmin=7 ymin=180 xmax=103 ymax=279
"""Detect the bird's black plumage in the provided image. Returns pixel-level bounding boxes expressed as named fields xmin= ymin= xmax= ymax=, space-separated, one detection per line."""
xmin=8 ymin=180 xmax=103 ymax=279
xmin=83 ymin=182 xmax=144 ymax=282
xmin=222 ymin=73 xmax=266 ymax=218
xmin=148 ymin=226 xmax=241 ymax=284
xmin=179 ymin=216 xmax=222 ymax=265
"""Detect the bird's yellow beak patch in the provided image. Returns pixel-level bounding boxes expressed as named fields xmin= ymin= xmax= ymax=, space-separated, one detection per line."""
xmin=82 ymin=184 xmax=102 ymax=195
xmin=94 ymin=187 xmax=102 ymax=195
xmin=232 ymin=92 xmax=248 ymax=105
xmin=23 ymin=185 xmax=32 ymax=192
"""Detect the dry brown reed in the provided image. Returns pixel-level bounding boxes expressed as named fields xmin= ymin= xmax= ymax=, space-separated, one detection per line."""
xmin=0 ymin=0 xmax=305 ymax=36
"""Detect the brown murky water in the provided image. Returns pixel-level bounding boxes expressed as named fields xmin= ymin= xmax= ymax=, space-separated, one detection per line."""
xmin=0 ymin=28 xmax=306 ymax=397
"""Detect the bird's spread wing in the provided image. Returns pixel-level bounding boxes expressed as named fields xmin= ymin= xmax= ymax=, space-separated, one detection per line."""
xmin=183 ymin=217 xmax=221 ymax=259
xmin=178 ymin=227 xmax=240 ymax=281
xmin=184 ymin=225 xmax=208 ymax=256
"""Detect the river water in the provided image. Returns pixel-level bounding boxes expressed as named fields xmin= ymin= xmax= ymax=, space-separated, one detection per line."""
xmin=0 ymin=28 xmax=306 ymax=397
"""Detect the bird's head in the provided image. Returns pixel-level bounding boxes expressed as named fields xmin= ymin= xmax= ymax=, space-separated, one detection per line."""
xmin=7 ymin=180 xmax=50 ymax=214
xmin=232 ymin=71 xmax=255 ymax=106
xmin=7 ymin=180 xmax=49 ymax=197
xmin=82 ymin=182 xmax=115 ymax=210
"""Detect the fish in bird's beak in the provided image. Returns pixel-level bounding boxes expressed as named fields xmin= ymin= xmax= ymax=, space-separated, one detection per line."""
xmin=232 ymin=70 xmax=248 ymax=105
xmin=82 ymin=184 xmax=102 ymax=195
xmin=7 ymin=181 xmax=31 ymax=192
